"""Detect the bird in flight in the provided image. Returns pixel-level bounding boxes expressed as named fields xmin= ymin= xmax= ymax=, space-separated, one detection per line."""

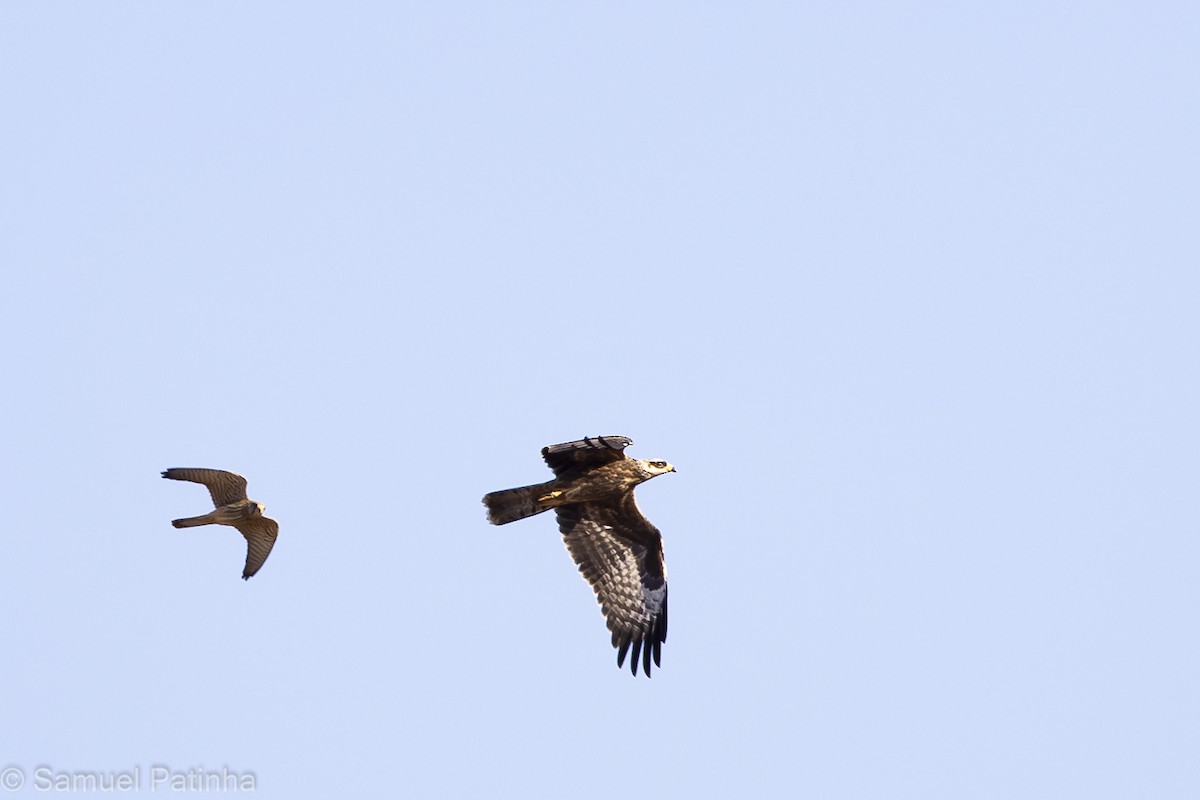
xmin=483 ymin=436 xmax=675 ymax=676
xmin=162 ymin=468 xmax=279 ymax=580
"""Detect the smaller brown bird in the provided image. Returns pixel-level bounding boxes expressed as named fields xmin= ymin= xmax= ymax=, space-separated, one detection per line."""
xmin=162 ymin=468 xmax=279 ymax=580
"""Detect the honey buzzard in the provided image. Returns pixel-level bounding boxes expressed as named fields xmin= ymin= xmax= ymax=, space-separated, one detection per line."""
xmin=483 ymin=436 xmax=674 ymax=676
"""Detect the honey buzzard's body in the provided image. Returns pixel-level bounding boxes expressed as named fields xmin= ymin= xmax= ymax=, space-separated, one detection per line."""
xmin=483 ymin=436 xmax=675 ymax=676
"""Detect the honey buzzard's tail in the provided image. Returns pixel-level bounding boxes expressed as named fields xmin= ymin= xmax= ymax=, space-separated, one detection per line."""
xmin=483 ymin=482 xmax=556 ymax=525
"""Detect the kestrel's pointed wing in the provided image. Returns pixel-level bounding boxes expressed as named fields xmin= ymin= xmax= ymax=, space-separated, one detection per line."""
xmin=541 ymin=436 xmax=633 ymax=477
xmin=554 ymin=492 xmax=668 ymax=677
xmin=162 ymin=468 xmax=249 ymax=508
xmin=234 ymin=517 xmax=279 ymax=580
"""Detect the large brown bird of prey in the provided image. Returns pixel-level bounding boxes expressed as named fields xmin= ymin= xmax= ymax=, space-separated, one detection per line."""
xmin=483 ymin=436 xmax=675 ymax=676
xmin=161 ymin=468 xmax=279 ymax=580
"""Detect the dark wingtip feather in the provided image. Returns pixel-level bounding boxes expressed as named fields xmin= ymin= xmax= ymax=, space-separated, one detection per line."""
xmin=616 ymin=636 xmax=632 ymax=669
xmin=629 ymin=639 xmax=643 ymax=675
xmin=542 ymin=435 xmax=633 ymax=457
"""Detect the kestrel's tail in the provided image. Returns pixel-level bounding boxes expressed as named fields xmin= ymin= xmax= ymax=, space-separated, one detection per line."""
xmin=172 ymin=514 xmax=216 ymax=529
xmin=483 ymin=482 xmax=557 ymax=525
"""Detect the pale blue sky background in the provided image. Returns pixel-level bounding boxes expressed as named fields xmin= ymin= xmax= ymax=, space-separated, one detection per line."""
xmin=2 ymin=3 xmax=1197 ymax=798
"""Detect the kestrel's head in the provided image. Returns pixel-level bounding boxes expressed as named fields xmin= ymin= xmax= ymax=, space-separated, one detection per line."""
xmin=636 ymin=459 xmax=677 ymax=479
xmin=255 ymin=502 xmax=267 ymax=515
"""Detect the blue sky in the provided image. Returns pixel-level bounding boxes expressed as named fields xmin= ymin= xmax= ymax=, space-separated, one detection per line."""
xmin=2 ymin=3 xmax=1197 ymax=798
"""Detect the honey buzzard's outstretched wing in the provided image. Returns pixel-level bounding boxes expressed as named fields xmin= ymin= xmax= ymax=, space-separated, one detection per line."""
xmin=555 ymin=492 xmax=668 ymax=677
xmin=542 ymin=436 xmax=633 ymax=477
xmin=161 ymin=468 xmax=248 ymax=508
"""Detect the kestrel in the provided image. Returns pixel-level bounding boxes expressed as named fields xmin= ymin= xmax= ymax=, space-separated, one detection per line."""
xmin=483 ymin=436 xmax=675 ymax=677
xmin=162 ymin=468 xmax=279 ymax=580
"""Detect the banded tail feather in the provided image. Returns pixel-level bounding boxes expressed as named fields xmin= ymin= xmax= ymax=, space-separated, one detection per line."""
xmin=482 ymin=482 xmax=555 ymax=525
xmin=172 ymin=514 xmax=215 ymax=528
